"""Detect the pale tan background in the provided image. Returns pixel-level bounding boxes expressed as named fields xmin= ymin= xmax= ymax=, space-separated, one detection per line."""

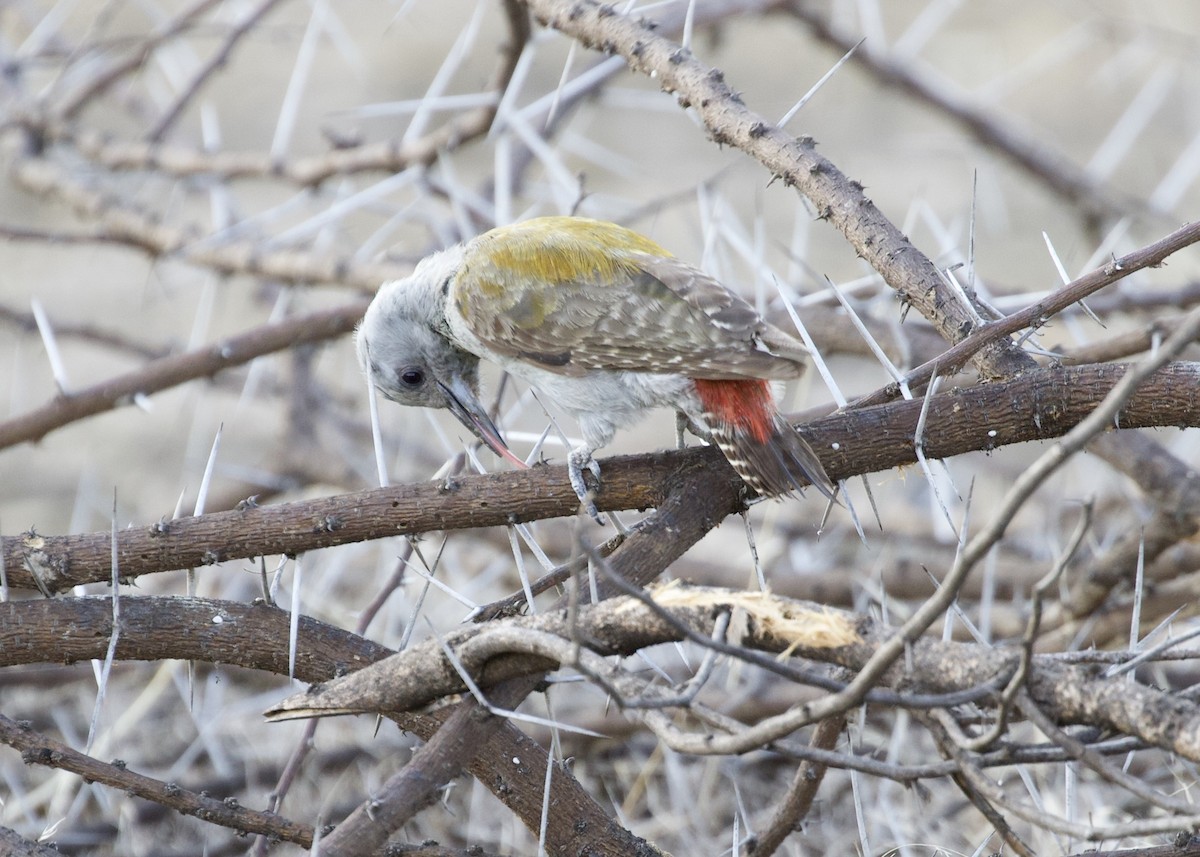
xmin=2 ymin=1 xmax=1200 ymax=854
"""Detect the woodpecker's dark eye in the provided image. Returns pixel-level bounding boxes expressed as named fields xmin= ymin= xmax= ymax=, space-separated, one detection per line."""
xmin=399 ymin=367 xmax=425 ymax=387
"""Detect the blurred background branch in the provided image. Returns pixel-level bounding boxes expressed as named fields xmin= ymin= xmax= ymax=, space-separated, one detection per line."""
xmin=2 ymin=0 xmax=1200 ymax=854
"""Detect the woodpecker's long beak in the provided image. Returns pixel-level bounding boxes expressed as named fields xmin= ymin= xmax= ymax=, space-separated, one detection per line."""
xmin=437 ymin=376 xmax=529 ymax=469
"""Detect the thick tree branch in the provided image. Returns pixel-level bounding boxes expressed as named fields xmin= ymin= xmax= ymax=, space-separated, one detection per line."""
xmin=0 ymin=597 xmax=642 ymax=853
xmin=5 ymin=361 xmax=1200 ymax=593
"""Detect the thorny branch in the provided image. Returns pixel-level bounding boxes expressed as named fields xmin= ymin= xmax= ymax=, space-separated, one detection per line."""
xmin=3 ymin=0 xmax=1200 ymax=854
xmin=5 ymin=360 xmax=1200 ymax=592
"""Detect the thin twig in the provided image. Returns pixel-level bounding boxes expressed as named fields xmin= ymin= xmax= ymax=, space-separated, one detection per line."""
xmin=747 ymin=714 xmax=847 ymax=857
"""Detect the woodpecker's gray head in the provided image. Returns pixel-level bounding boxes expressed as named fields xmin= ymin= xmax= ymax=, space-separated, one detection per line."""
xmin=357 ymin=247 xmax=519 ymax=463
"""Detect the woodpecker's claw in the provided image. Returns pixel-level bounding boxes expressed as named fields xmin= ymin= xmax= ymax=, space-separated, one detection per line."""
xmin=675 ymin=411 xmax=713 ymax=447
xmin=674 ymin=411 xmax=689 ymax=451
xmin=568 ymin=448 xmax=604 ymax=522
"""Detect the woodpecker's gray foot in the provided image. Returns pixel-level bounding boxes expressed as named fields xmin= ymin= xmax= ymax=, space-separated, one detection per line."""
xmin=568 ymin=447 xmax=603 ymax=522
xmin=675 ymin=411 xmax=713 ymax=447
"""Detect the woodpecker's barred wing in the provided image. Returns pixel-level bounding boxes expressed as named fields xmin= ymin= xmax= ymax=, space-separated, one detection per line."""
xmin=453 ymin=241 xmax=810 ymax=381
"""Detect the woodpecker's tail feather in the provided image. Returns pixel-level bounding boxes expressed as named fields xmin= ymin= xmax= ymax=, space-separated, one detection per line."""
xmin=712 ymin=413 xmax=836 ymax=501
xmin=691 ymin=379 xmax=835 ymax=501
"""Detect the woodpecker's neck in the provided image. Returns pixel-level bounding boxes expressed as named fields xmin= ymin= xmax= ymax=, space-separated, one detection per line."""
xmin=390 ymin=246 xmax=465 ymax=337
xmin=420 ymin=245 xmax=511 ymax=365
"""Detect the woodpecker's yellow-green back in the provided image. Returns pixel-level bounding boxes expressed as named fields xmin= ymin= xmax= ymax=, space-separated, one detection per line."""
xmin=450 ymin=216 xmax=811 ymax=380
xmin=467 ymin=217 xmax=670 ymax=293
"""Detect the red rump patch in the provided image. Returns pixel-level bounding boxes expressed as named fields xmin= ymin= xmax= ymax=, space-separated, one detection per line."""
xmin=692 ymin=379 xmax=776 ymax=444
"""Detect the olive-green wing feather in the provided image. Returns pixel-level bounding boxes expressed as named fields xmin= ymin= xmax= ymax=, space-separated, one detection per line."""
xmin=451 ymin=225 xmax=809 ymax=381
